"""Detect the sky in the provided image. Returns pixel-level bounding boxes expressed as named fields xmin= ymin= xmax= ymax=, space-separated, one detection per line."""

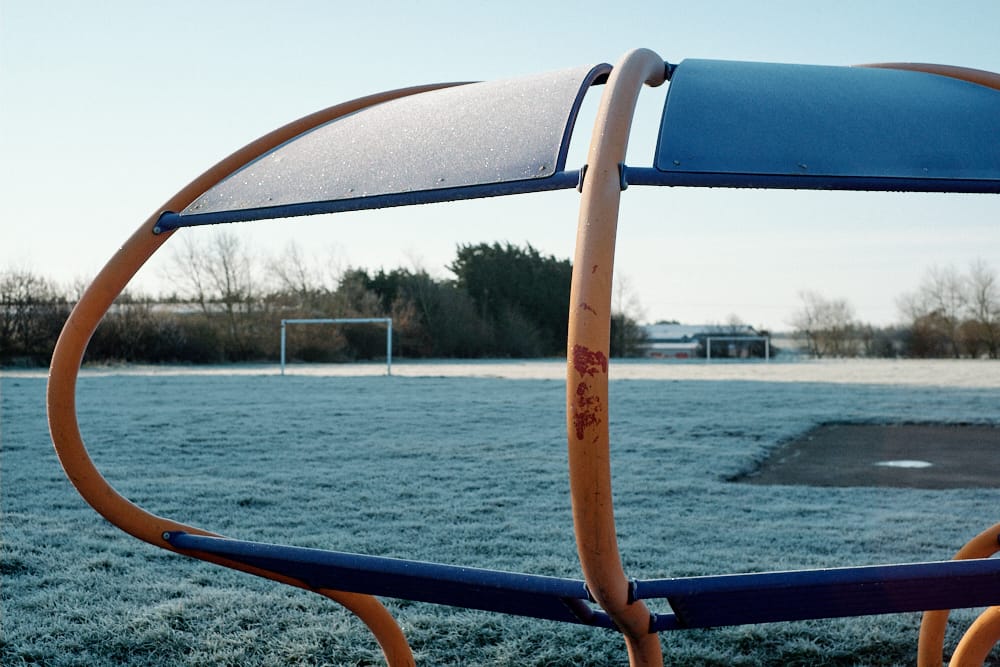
xmin=1 ymin=0 xmax=998 ymax=331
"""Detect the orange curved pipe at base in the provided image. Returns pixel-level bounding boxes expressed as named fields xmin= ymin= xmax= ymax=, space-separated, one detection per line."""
xmin=566 ymin=48 xmax=666 ymax=667
xmin=917 ymin=523 xmax=1000 ymax=667
xmin=46 ymin=82 xmax=466 ymax=667
xmin=949 ymin=606 xmax=1000 ymax=667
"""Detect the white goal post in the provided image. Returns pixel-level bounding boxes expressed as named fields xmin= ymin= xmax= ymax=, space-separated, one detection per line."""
xmin=280 ymin=318 xmax=393 ymax=375
xmin=705 ymin=336 xmax=770 ymax=361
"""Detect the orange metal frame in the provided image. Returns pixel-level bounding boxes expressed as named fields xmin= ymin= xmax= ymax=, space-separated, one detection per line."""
xmin=46 ymin=49 xmax=1000 ymax=666
xmin=862 ymin=62 xmax=1000 ymax=90
xmin=918 ymin=523 xmax=1000 ymax=667
xmin=566 ymin=48 xmax=667 ymax=666
xmin=47 ymin=82 xmax=465 ymax=667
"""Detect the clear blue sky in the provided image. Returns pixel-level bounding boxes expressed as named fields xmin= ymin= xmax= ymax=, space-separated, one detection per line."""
xmin=2 ymin=1 xmax=998 ymax=330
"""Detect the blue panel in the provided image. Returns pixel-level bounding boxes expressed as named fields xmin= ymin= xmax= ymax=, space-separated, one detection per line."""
xmin=655 ymin=59 xmax=1000 ymax=189
xmin=173 ymin=64 xmax=609 ymax=225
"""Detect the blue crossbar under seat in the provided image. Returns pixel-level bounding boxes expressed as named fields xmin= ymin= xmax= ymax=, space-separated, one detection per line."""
xmin=641 ymin=558 xmax=1000 ymax=630
xmin=167 ymin=533 xmax=1000 ymax=632
xmin=165 ymin=532 xmax=615 ymax=629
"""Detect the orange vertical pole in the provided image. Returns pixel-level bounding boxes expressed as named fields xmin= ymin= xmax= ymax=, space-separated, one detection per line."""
xmin=567 ymin=48 xmax=666 ymax=667
xmin=46 ymin=83 xmax=461 ymax=667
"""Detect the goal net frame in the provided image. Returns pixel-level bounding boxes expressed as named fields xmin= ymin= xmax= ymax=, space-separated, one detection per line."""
xmin=704 ymin=335 xmax=770 ymax=361
xmin=280 ymin=317 xmax=393 ymax=375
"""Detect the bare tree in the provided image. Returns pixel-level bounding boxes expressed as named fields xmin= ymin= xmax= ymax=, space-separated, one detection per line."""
xmin=171 ymin=234 xmax=211 ymax=314
xmin=921 ymin=265 xmax=965 ymax=358
xmin=965 ymin=259 xmax=1000 ymax=358
xmin=0 ymin=269 xmax=70 ymax=364
xmin=722 ymin=313 xmax=746 ymax=334
xmin=266 ymin=241 xmax=344 ymax=313
xmin=611 ymin=273 xmax=648 ymax=357
xmin=268 ymin=241 xmax=312 ymax=297
xmin=169 ymin=230 xmax=259 ymax=359
xmin=791 ymin=291 xmax=858 ymax=357
xmin=898 ymin=263 xmax=987 ymax=358
xmin=612 ymin=273 xmax=645 ymax=323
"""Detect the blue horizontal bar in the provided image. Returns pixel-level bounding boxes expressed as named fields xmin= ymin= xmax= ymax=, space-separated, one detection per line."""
xmin=165 ymin=533 xmax=1000 ymax=632
xmin=165 ymin=532 xmax=614 ymax=629
xmin=156 ymin=171 xmax=581 ymax=230
xmin=156 ymin=163 xmax=998 ymax=232
xmin=625 ymin=167 xmax=1000 ymax=194
xmin=639 ymin=557 xmax=1000 ymax=629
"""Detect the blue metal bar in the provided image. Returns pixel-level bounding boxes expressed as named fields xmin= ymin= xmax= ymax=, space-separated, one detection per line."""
xmin=624 ymin=167 xmax=1000 ymax=194
xmin=165 ymin=533 xmax=1000 ymax=633
xmin=639 ymin=558 xmax=1000 ymax=630
xmin=156 ymin=164 xmax=1000 ymax=232
xmin=164 ymin=532 xmax=616 ymax=629
xmin=155 ymin=171 xmax=581 ymax=230
xmin=554 ymin=63 xmax=612 ymax=173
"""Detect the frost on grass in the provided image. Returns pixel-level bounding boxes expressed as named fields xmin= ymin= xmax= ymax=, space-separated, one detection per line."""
xmin=2 ymin=361 xmax=999 ymax=665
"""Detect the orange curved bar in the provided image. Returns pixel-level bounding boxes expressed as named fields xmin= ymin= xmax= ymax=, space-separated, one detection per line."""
xmin=567 ymin=48 xmax=667 ymax=667
xmin=949 ymin=606 xmax=1000 ymax=667
xmin=860 ymin=63 xmax=1000 ymax=91
xmin=917 ymin=522 xmax=1000 ymax=667
xmin=46 ymin=82 xmax=463 ymax=667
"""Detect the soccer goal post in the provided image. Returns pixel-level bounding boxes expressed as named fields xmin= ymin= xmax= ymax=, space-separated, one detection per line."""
xmin=280 ymin=318 xmax=393 ymax=375
xmin=704 ymin=336 xmax=770 ymax=361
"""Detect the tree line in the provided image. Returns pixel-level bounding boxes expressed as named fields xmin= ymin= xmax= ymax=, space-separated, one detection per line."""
xmin=3 ymin=236 xmax=996 ymax=366
xmin=791 ymin=260 xmax=1000 ymax=358
xmin=0 ymin=235 xmax=647 ymax=367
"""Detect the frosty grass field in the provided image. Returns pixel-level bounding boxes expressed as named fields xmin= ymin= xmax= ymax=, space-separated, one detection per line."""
xmin=3 ymin=358 xmax=1000 ymax=666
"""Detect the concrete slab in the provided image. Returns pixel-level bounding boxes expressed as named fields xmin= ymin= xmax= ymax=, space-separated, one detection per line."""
xmin=737 ymin=423 xmax=1000 ymax=489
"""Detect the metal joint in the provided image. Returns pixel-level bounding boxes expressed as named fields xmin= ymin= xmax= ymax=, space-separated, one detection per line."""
xmin=618 ymin=162 xmax=628 ymax=191
xmin=627 ymin=579 xmax=639 ymax=604
xmin=664 ymin=61 xmax=677 ymax=81
xmin=577 ymin=164 xmax=589 ymax=192
xmin=152 ymin=211 xmax=175 ymax=235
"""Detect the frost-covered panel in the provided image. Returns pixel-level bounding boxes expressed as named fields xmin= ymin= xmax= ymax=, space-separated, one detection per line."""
xmin=181 ymin=64 xmax=607 ymax=219
xmin=656 ymin=59 xmax=1000 ymax=182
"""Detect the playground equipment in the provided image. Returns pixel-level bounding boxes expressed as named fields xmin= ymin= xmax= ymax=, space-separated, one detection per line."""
xmin=48 ymin=49 xmax=1000 ymax=666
